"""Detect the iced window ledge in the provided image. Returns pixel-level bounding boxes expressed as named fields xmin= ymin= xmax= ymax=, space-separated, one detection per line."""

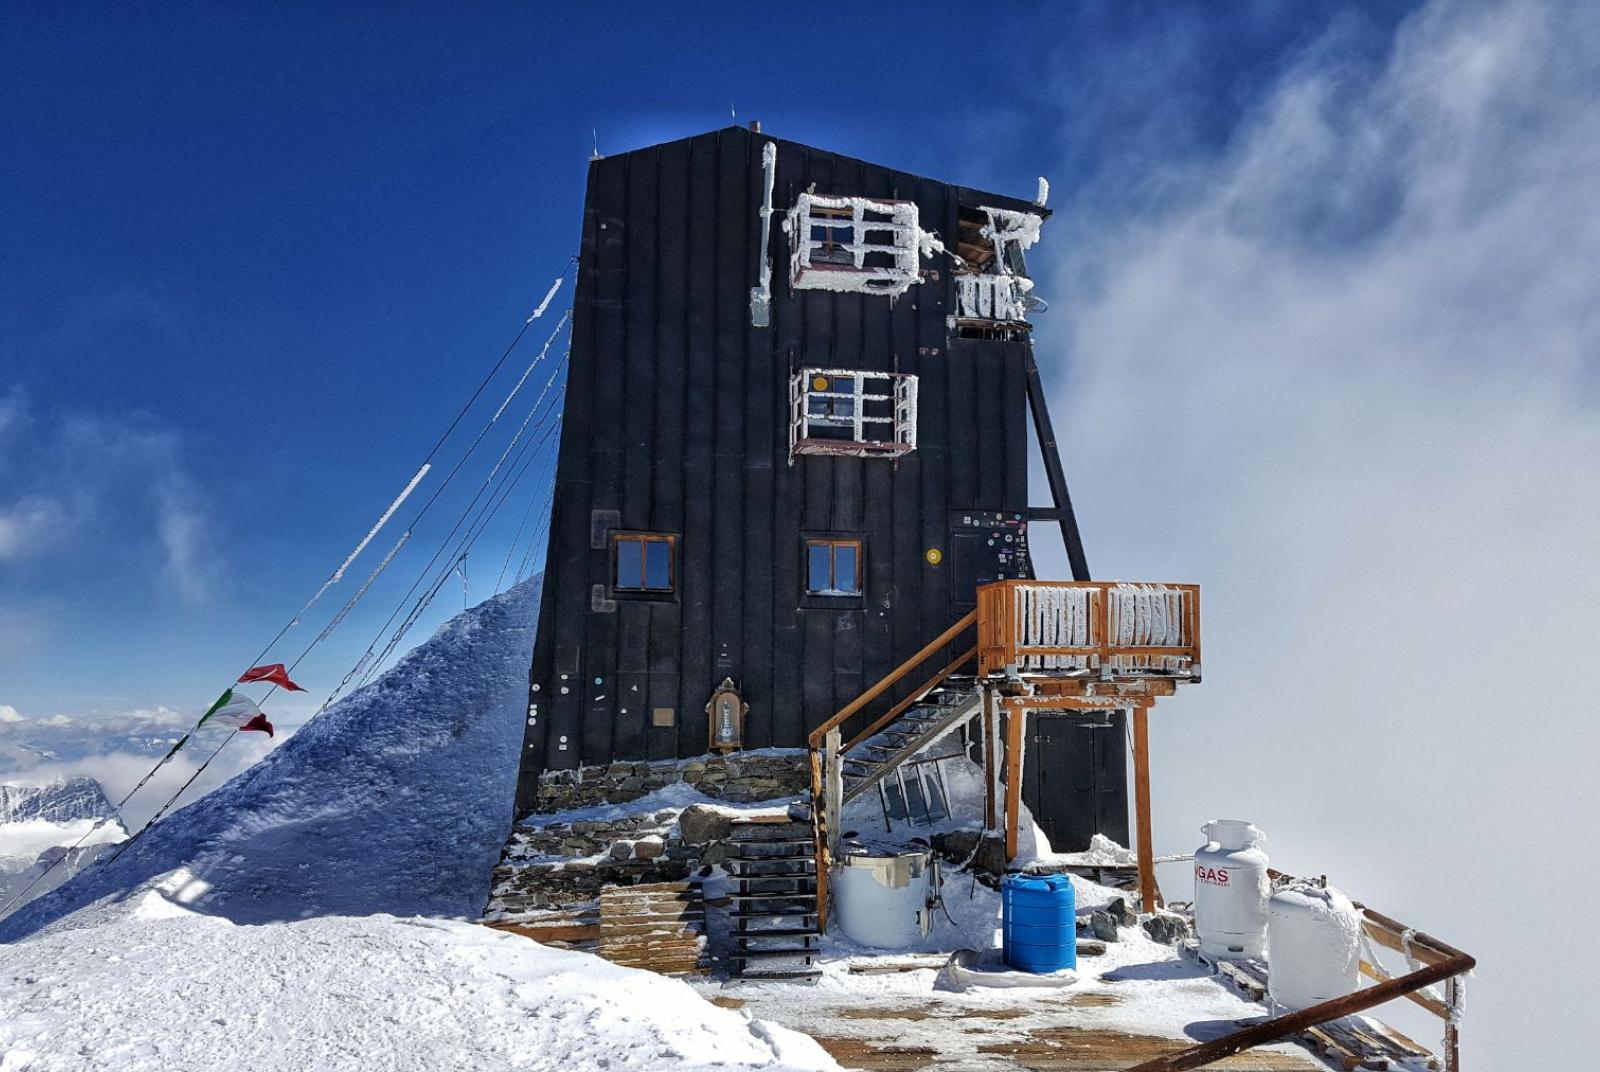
xmin=789 ymin=368 xmax=917 ymax=460
xmin=784 ymin=194 xmax=928 ymax=296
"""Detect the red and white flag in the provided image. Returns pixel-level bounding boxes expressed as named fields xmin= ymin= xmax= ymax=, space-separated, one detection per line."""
xmin=238 ymin=664 xmax=305 ymax=692
xmin=209 ymin=695 xmax=275 ymax=737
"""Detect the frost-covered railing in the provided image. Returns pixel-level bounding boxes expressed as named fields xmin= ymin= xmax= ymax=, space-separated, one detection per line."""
xmin=976 ymin=580 xmax=1200 ymax=680
xmin=789 ymin=368 xmax=918 ymax=460
xmin=785 ymin=194 xmax=923 ymax=295
xmin=955 ymin=272 xmax=1028 ymax=321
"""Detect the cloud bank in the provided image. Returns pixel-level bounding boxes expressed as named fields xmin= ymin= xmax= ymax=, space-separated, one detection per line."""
xmin=0 ymin=702 xmax=283 ymax=830
xmin=1038 ymin=2 xmax=1599 ymax=1064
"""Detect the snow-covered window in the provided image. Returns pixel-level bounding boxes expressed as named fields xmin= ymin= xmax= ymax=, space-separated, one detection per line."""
xmin=952 ymin=205 xmax=1045 ymax=336
xmin=785 ymin=194 xmax=921 ymax=295
xmin=806 ymin=538 xmax=862 ymax=596
xmin=789 ymin=369 xmax=917 ymax=460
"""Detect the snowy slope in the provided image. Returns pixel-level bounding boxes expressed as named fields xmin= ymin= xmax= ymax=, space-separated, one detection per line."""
xmin=0 ymin=899 xmax=834 ymax=1072
xmin=1 ymin=577 xmax=541 ymax=940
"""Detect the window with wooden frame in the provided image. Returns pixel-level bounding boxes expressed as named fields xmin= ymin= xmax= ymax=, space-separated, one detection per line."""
xmin=785 ymin=193 xmax=922 ymax=295
xmin=789 ymin=368 xmax=917 ymax=460
xmin=612 ymin=532 xmax=675 ymax=593
xmin=806 ymin=538 xmax=863 ymax=597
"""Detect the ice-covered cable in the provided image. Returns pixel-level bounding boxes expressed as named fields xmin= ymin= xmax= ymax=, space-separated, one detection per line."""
xmin=330 ymin=347 xmax=569 ymax=702
xmin=526 ymin=276 xmax=564 ymax=324
xmin=359 ymin=388 xmax=564 ymax=683
xmin=290 ymin=462 xmax=430 ymax=623
xmin=313 ymin=530 xmax=411 ymax=646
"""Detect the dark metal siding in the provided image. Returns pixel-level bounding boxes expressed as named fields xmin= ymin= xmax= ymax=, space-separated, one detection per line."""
xmin=516 ymin=127 xmax=1042 ymax=813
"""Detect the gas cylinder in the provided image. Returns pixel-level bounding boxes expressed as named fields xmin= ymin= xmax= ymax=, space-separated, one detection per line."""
xmin=1267 ymin=881 xmax=1361 ymax=1011
xmin=1193 ymin=819 xmax=1269 ymax=959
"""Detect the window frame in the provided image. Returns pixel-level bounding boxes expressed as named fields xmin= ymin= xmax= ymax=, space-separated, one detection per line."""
xmin=789 ymin=368 xmax=918 ymax=460
xmin=786 ymin=193 xmax=922 ymax=295
xmin=804 ymin=537 xmax=864 ymax=598
xmin=610 ymin=531 xmax=677 ymax=598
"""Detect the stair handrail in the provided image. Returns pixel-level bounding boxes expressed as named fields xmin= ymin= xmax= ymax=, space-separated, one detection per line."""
xmin=840 ymin=644 xmax=977 ymax=755
xmin=806 ymin=609 xmax=977 ymax=751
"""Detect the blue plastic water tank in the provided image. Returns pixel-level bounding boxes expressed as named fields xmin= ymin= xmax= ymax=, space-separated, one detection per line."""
xmin=1002 ymin=873 xmax=1077 ymax=973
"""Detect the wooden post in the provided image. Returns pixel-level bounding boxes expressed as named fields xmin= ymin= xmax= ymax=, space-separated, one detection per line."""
xmin=982 ymin=686 xmax=997 ymax=830
xmin=1444 ymin=976 xmax=1461 ymax=1072
xmin=824 ymin=728 xmax=843 ymax=858
xmin=1132 ymin=704 xmax=1158 ymax=913
xmin=1004 ymin=701 xmax=1024 ymax=861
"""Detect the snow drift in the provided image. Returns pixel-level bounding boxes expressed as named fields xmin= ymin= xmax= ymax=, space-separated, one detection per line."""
xmin=0 ymin=900 xmax=834 ymax=1072
xmin=0 ymin=577 xmax=541 ymax=940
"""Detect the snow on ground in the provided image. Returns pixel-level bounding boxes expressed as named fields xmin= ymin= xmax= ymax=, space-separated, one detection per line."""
xmin=0 ymin=578 xmax=845 ymax=1071
xmin=0 ymin=578 xmax=542 ymax=941
xmin=0 ymin=895 xmax=835 ymax=1072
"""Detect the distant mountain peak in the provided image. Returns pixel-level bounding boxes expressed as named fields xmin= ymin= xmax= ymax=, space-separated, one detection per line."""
xmin=0 ymin=776 xmax=120 ymax=826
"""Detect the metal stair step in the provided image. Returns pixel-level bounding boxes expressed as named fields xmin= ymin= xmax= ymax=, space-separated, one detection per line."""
xmin=729 ymin=926 xmax=820 ymax=939
xmin=731 ymin=948 xmax=820 ymax=962
xmin=727 ymin=861 xmax=816 ymax=875
xmin=729 ymin=908 xmax=818 ymax=921
xmin=737 ymin=967 xmax=822 ymax=981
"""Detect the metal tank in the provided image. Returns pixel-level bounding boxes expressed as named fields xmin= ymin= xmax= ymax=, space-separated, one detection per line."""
xmin=831 ymin=849 xmax=938 ymax=949
xmin=1267 ymin=881 xmax=1362 ymax=1011
xmin=1193 ymin=819 xmax=1269 ymax=959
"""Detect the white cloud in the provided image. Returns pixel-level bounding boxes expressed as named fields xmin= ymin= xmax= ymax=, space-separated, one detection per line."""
xmin=0 ymin=495 xmax=67 ymax=560
xmin=1038 ymin=2 xmax=1598 ymax=1065
xmin=154 ymin=472 xmax=217 ymax=606
xmin=0 ymin=393 xmax=221 ymax=601
xmin=0 ymin=703 xmax=284 ymax=828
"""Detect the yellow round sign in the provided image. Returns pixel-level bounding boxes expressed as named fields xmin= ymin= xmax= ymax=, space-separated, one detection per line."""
xmin=924 ymin=547 xmax=943 ymax=565
xmin=811 ymin=374 xmax=830 ymax=391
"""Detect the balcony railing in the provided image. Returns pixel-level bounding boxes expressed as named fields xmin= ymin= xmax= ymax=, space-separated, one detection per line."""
xmin=976 ymin=580 xmax=1201 ymax=680
xmin=955 ymin=272 xmax=1029 ymax=322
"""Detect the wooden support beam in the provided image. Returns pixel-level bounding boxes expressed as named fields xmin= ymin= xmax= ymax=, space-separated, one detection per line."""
xmin=1359 ymin=959 xmax=1450 ymax=1019
xmin=1122 ymin=950 xmax=1475 ymax=1072
xmin=1132 ymin=706 xmax=1158 ymax=913
xmin=1004 ymin=704 xmax=1024 ymax=861
xmin=982 ymin=686 xmax=997 ymax=830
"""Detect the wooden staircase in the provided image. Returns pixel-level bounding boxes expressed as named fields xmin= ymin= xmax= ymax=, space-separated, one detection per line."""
xmin=838 ymin=677 xmax=980 ymax=817
xmin=807 ymin=579 xmax=1205 ymax=930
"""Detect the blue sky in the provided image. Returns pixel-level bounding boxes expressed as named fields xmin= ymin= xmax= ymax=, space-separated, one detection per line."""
xmin=5 ymin=4 xmax=1600 ymax=1060
xmin=0 ymin=2 xmax=1420 ymax=720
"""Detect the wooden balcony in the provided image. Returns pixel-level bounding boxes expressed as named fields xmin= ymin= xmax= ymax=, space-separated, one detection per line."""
xmin=975 ymin=579 xmax=1200 ymax=682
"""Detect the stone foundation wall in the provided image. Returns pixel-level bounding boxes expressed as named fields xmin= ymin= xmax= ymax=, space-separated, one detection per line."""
xmin=532 ymin=750 xmax=810 ymax=812
xmin=487 ymin=801 xmax=766 ymax=917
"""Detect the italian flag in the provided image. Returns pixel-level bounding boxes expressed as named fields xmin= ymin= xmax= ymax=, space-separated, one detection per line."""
xmin=199 ymin=689 xmax=275 ymax=737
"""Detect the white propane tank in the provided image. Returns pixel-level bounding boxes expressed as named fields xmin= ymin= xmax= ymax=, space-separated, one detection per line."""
xmin=1267 ymin=881 xmax=1362 ymax=1011
xmin=1193 ymin=819 xmax=1269 ymax=960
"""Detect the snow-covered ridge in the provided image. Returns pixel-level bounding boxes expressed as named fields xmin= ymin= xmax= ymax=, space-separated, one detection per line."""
xmin=1 ymin=576 xmax=543 ymax=941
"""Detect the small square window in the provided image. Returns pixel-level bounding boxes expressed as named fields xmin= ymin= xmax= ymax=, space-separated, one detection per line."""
xmin=806 ymin=538 xmax=862 ymax=596
xmin=613 ymin=533 xmax=675 ymax=593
